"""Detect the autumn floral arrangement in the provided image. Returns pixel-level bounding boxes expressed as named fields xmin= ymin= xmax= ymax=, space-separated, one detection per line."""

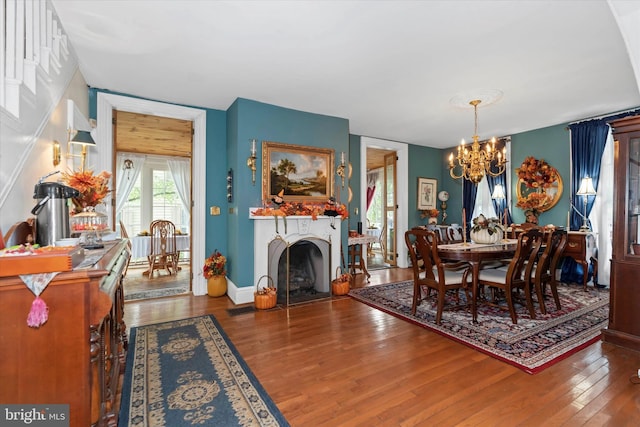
xmin=420 ymin=208 xmax=439 ymax=219
xmin=251 ymin=201 xmax=348 ymax=220
xmin=203 ymin=250 xmax=226 ymax=278
xmin=471 ymin=214 xmax=503 ymax=235
xmin=515 ymin=156 xmax=558 ymax=214
xmin=61 ymin=169 xmax=111 ymax=212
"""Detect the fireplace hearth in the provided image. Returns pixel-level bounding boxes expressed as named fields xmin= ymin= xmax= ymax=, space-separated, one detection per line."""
xmin=273 ymin=238 xmax=331 ymax=305
xmin=251 ymin=211 xmax=342 ymax=306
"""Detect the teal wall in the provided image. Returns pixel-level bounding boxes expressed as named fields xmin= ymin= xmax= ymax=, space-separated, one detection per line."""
xmin=226 ymin=98 xmax=350 ymax=288
xmin=407 ymin=144 xmax=444 ymax=228
xmin=510 ymin=123 xmax=571 ymax=226
xmin=348 ymin=134 xmax=362 ymax=231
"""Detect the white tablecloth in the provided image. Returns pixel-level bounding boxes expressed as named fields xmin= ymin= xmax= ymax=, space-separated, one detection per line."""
xmin=365 ymin=228 xmax=382 ymax=240
xmin=130 ymin=235 xmax=190 ymax=259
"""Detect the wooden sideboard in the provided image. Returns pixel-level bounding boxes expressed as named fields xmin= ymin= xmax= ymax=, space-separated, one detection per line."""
xmin=0 ymin=240 xmax=130 ymax=427
xmin=564 ymin=231 xmax=598 ymax=290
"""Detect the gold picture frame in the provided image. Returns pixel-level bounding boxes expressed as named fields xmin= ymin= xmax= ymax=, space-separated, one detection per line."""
xmin=262 ymin=141 xmax=335 ymax=203
xmin=417 ymin=177 xmax=437 ymax=210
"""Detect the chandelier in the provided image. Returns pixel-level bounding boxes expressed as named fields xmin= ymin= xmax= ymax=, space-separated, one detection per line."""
xmin=448 ymin=99 xmax=507 ymax=183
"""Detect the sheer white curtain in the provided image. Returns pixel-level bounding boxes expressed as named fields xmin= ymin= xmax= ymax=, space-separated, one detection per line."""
xmin=471 ymin=177 xmax=498 ymax=219
xmin=115 ymin=153 xmax=146 ymax=216
xmin=168 ymin=158 xmax=191 ymax=215
xmin=591 ymin=131 xmax=614 ymax=286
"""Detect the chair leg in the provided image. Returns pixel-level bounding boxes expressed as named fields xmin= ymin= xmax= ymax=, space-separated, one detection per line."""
xmin=411 ymin=283 xmax=421 ymax=314
xmin=504 ymin=288 xmax=518 ymax=324
xmin=435 ymin=289 xmax=446 ymax=325
xmin=523 ymin=284 xmax=536 ymax=319
xmin=550 ymin=279 xmax=561 ymax=310
xmin=535 ymin=279 xmax=547 ymax=315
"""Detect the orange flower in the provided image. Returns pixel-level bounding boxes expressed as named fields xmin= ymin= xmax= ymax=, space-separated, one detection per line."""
xmin=516 ymin=156 xmax=558 ymax=189
xmin=61 ymin=169 xmax=111 ymax=210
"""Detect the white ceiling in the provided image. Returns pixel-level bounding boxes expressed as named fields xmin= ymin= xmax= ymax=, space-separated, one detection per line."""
xmin=51 ymin=0 xmax=640 ymax=149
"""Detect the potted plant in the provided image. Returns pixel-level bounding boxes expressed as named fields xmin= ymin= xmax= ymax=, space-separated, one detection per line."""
xmin=470 ymin=214 xmax=504 ymax=244
xmin=203 ymin=250 xmax=227 ymax=297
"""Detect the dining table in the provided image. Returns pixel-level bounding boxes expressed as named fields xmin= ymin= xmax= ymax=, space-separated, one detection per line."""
xmin=437 ymin=239 xmax=518 ymax=323
xmin=130 ymin=234 xmax=191 ymax=259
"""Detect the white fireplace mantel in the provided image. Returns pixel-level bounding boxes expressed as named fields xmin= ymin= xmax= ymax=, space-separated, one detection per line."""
xmin=237 ymin=209 xmax=342 ymax=305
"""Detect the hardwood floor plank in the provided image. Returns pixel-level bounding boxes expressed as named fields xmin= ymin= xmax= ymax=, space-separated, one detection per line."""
xmin=122 ymin=266 xmax=640 ymax=426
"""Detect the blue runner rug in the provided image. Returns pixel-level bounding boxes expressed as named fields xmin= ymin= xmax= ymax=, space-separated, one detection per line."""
xmin=119 ymin=315 xmax=289 ymax=426
xmin=349 ymin=281 xmax=608 ymax=374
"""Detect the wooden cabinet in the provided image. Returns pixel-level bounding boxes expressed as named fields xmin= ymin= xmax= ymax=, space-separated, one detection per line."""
xmin=0 ymin=240 xmax=130 ymax=426
xmin=603 ymin=115 xmax=640 ymax=351
xmin=564 ymin=231 xmax=598 ymax=290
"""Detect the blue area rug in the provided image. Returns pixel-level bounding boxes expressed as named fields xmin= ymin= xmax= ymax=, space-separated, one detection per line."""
xmin=349 ymin=281 xmax=609 ymax=374
xmin=119 ymin=315 xmax=289 ymax=426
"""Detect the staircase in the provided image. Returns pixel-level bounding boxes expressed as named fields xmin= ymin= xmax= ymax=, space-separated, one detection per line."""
xmin=0 ymin=0 xmax=78 ymax=207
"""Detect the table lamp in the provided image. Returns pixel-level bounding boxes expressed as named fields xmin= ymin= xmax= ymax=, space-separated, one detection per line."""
xmin=576 ymin=176 xmax=596 ymax=231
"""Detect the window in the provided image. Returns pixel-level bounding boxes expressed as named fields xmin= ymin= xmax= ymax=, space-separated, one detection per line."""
xmin=119 ymin=156 xmax=189 ymax=235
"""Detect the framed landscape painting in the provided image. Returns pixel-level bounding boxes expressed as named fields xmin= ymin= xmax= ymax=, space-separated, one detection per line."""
xmin=262 ymin=141 xmax=334 ymax=203
xmin=417 ymin=177 xmax=437 ymax=210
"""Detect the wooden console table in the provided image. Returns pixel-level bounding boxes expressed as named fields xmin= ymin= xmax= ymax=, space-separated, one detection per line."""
xmin=0 ymin=240 xmax=130 ymax=427
xmin=564 ymin=231 xmax=598 ymax=290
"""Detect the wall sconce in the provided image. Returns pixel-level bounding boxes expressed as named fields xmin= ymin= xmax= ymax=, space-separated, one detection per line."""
xmin=66 ymin=129 xmax=96 ymax=172
xmin=227 ymin=168 xmax=233 ymax=202
xmin=123 ymin=158 xmax=134 ymax=180
xmin=247 ymin=139 xmax=257 ymax=185
xmin=336 ymin=151 xmax=346 ymax=188
xmin=52 ymin=140 xmax=61 ymax=166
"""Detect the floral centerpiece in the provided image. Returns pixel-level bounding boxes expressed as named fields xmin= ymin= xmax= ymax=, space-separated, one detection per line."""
xmin=420 ymin=208 xmax=440 ymax=224
xmin=470 ymin=214 xmax=503 ymax=244
xmin=203 ymin=250 xmax=226 ymax=278
xmin=61 ymin=169 xmax=111 ymax=212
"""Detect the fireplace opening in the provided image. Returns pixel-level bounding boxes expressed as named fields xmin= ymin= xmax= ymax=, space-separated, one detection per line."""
xmin=269 ymin=238 xmax=331 ymax=305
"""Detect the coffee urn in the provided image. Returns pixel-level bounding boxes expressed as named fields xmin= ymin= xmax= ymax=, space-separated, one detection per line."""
xmin=31 ymin=176 xmax=80 ymax=246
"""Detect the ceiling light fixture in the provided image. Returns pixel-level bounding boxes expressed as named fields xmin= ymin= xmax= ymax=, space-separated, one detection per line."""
xmin=448 ymin=99 xmax=507 ymax=184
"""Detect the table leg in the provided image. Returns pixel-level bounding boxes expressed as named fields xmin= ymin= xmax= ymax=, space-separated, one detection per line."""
xmin=470 ymin=261 xmax=481 ymax=323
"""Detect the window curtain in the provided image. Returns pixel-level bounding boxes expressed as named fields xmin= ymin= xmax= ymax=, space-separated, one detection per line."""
xmin=486 ymin=137 xmax=512 ymax=225
xmin=561 ymin=119 xmax=609 ymax=284
xmin=167 ymin=158 xmax=191 ymax=215
xmin=463 ymin=179 xmax=477 ymax=239
xmin=115 ymin=153 xmax=146 ymax=216
xmin=366 ymin=170 xmax=379 ymax=211
xmin=591 ymin=132 xmax=614 ymax=286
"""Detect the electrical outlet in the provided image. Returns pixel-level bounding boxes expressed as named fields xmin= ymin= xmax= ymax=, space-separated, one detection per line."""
xmin=637 ymin=368 xmax=640 ymax=378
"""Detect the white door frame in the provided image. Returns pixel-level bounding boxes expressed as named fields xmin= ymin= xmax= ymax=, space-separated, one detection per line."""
xmin=96 ymin=93 xmax=208 ymax=295
xmin=360 ymin=137 xmax=408 ymax=268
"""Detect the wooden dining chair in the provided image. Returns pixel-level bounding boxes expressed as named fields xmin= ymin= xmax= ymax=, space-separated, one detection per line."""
xmin=533 ymin=229 xmax=568 ymax=314
xmin=147 ymin=220 xmax=179 ymax=277
xmin=405 ymin=228 xmax=471 ymax=324
xmin=446 ymin=225 xmax=463 ymax=242
xmin=119 ymin=220 xmax=132 ymax=274
xmin=477 ymin=229 xmax=544 ymax=324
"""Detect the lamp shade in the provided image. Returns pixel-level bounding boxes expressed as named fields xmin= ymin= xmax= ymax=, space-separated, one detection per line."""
xmin=71 ymin=130 xmax=96 ymax=146
xmin=491 ymin=183 xmax=506 ymax=199
xmin=576 ymin=176 xmax=596 ymax=196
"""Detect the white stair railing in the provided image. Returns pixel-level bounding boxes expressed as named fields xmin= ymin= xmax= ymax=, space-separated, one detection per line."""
xmin=1 ymin=0 xmax=71 ymax=118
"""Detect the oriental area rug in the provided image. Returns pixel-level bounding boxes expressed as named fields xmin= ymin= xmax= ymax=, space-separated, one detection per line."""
xmin=119 ymin=315 xmax=289 ymax=426
xmin=349 ymin=281 xmax=609 ymax=374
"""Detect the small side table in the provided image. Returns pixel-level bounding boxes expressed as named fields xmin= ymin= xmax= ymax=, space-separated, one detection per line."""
xmin=348 ymin=235 xmax=376 ymax=282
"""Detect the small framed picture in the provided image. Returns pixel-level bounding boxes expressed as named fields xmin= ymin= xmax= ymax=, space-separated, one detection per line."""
xmin=417 ymin=177 xmax=437 ymax=210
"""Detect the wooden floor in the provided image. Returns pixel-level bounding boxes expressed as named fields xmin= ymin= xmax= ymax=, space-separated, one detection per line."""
xmin=123 ymin=267 xmax=640 ymax=426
